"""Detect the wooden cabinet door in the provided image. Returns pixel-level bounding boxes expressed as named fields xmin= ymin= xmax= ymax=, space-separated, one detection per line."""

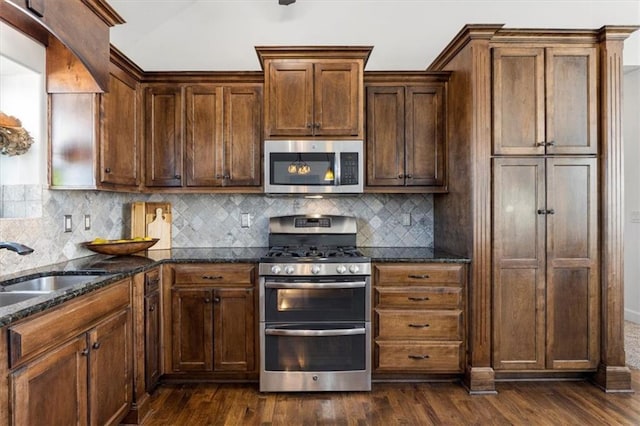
xmin=492 ymin=157 xmax=546 ymax=370
xmin=545 ymin=157 xmax=598 ymax=369
xmin=405 ymin=85 xmax=445 ymax=186
xmin=545 ymin=48 xmax=598 ymax=155
xmin=492 ymin=48 xmax=546 ymax=155
xmin=144 ymin=289 xmax=161 ymax=392
xmin=100 ymin=72 xmax=139 ymax=187
xmin=314 ymin=62 xmax=361 ymax=137
xmin=144 ymin=85 xmax=183 ymax=187
xmin=88 ymin=309 xmax=132 ymax=426
xmin=366 ymin=85 xmax=405 ymax=186
xmin=265 ymin=61 xmax=314 ymax=137
xmin=224 ymin=85 xmax=262 ymax=186
xmin=185 ymin=85 xmax=224 ymax=186
xmin=11 ymin=335 xmax=88 ymax=426
xmin=213 ymin=287 xmax=255 ymax=372
xmin=171 ymin=289 xmax=213 ymax=372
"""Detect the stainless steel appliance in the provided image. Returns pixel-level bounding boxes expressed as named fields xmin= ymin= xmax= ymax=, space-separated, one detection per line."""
xmin=259 ymin=215 xmax=371 ymax=392
xmin=264 ymin=140 xmax=364 ymax=194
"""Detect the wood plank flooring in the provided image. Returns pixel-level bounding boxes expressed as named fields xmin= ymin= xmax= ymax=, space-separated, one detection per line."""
xmin=141 ymin=370 xmax=640 ymax=425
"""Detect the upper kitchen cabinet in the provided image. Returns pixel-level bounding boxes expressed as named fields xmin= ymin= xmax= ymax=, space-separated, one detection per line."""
xmin=492 ymin=46 xmax=597 ymax=155
xmin=99 ymin=48 xmax=144 ymax=189
xmin=142 ymin=74 xmax=263 ymax=191
xmin=365 ymin=72 xmax=450 ymax=193
xmin=256 ymin=46 xmax=372 ymax=139
xmin=2 ymin=0 xmax=125 ymax=92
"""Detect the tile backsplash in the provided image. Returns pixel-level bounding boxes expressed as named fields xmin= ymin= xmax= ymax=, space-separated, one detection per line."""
xmin=0 ymin=187 xmax=433 ymax=277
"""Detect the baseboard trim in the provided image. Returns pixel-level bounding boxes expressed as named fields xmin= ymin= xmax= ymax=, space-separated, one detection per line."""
xmin=624 ymin=308 xmax=640 ymax=323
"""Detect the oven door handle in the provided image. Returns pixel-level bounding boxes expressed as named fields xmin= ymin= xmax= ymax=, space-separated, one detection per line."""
xmin=264 ymin=281 xmax=366 ymax=289
xmin=264 ymin=327 xmax=366 ymax=337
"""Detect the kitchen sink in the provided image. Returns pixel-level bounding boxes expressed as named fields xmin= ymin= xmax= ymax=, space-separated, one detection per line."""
xmin=1 ymin=274 xmax=106 ymax=293
xmin=0 ymin=292 xmax=45 ymax=308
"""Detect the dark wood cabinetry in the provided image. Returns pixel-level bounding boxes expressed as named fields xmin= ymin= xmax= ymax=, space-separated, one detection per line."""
xmin=168 ymin=264 xmax=256 ymax=378
xmin=8 ymin=279 xmax=132 ymax=425
xmin=493 ymin=46 xmax=597 ymax=155
xmin=365 ymin=73 xmax=449 ymax=192
xmin=492 ymin=157 xmax=598 ymax=370
xmin=373 ymin=263 xmax=466 ymax=376
xmin=144 ymin=269 xmax=161 ymax=391
xmin=256 ymin=47 xmax=372 ymax=139
xmin=143 ymin=79 xmax=262 ymax=190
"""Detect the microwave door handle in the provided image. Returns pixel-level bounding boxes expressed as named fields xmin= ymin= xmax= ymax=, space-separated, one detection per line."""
xmin=264 ymin=281 xmax=366 ymax=289
xmin=264 ymin=328 xmax=366 ymax=337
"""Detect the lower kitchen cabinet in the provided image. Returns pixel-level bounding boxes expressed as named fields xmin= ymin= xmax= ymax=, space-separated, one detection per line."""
xmin=168 ymin=264 xmax=257 ymax=379
xmin=373 ymin=263 xmax=466 ymax=376
xmin=8 ymin=279 xmax=132 ymax=426
xmin=144 ymin=269 xmax=161 ymax=391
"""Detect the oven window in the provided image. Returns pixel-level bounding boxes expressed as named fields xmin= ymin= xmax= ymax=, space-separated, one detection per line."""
xmin=264 ymin=323 xmax=366 ymax=372
xmin=270 ymin=153 xmax=335 ymax=186
xmin=264 ymin=286 xmax=366 ymax=322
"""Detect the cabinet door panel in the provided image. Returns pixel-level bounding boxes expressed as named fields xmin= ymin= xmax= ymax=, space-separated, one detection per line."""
xmin=366 ymin=86 xmax=404 ymax=186
xmin=492 ymin=157 xmax=546 ymax=369
xmin=546 ymin=48 xmax=597 ymax=155
xmin=185 ymin=85 xmax=224 ymax=186
xmin=100 ymin=73 xmax=139 ymax=186
xmin=266 ymin=62 xmax=313 ymax=136
xmin=314 ymin=62 xmax=361 ymax=136
xmin=144 ymin=86 xmax=182 ymax=187
xmin=88 ymin=309 xmax=132 ymax=426
xmin=12 ymin=336 xmax=88 ymax=426
xmin=224 ymin=86 xmax=262 ymax=186
xmin=145 ymin=290 xmax=161 ymax=392
xmin=405 ymin=85 xmax=445 ymax=186
xmin=171 ymin=289 xmax=213 ymax=372
xmin=213 ymin=288 xmax=255 ymax=372
xmin=492 ymin=48 xmax=545 ymax=155
xmin=546 ymin=157 xmax=598 ymax=369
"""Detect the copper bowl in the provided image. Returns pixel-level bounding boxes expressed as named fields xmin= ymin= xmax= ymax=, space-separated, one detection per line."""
xmin=82 ymin=238 xmax=159 ymax=256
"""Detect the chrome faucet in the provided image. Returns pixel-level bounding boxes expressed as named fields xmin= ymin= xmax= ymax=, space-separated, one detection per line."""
xmin=0 ymin=242 xmax=34 ymax=255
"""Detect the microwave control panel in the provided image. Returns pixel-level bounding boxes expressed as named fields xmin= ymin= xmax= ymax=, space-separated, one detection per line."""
xmin=340 ymin=153 xmax=359 ymax=185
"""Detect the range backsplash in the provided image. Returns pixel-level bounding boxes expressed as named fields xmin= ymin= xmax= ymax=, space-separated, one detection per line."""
xmin=0 ymin=187 xmax=433 ymax=277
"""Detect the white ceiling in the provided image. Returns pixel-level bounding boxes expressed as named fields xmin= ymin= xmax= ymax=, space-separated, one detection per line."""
xmin=108 ymin=0 xmax=640 ymax=72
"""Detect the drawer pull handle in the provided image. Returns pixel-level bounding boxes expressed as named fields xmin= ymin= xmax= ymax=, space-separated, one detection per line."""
xmin=408 ymin=274 xmax=430 ymax=279
xmin=408 ymin=323 xmax=430 ymax=328
xmin=81 ymin=348 xmax=89 ymax=356
xmin=92 ymin=342 xmax=101 ymax=350
xmin=202 ymin=275 xmax=223 ymax=280
xmin=408 ymin=297 xmax=430 ymax=301
xmin=149 ymin=305 xmax=156 ymax=312
xmin=408 ymin=354 xmax=430 ymax=360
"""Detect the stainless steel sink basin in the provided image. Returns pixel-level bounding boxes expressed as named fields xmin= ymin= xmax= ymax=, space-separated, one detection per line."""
xmin=1 ymin=274 xmax=105 ymax=293
xmin=0 ymin=292 xmax=44 ymax=308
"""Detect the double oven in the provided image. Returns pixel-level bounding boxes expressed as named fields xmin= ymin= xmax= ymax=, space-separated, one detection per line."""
xmin=258 ymin=215 xmax=371 ymax=392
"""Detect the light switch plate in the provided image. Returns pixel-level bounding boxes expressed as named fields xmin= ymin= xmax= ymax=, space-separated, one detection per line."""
xmin=64 ymin=215 xmax=72 ymax=232
xmin=401 ymin=213 xmax=411 ymax=226
xmin=241 ymin=213 xmax=251 ymax=228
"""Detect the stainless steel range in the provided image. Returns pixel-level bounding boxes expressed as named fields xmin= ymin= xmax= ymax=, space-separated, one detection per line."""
xmin=259 ymin=215 xmax=371 ymax=392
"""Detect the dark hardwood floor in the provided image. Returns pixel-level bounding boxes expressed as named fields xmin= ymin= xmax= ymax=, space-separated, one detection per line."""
xmin=141 ymin=370 xmax=640 ymax=425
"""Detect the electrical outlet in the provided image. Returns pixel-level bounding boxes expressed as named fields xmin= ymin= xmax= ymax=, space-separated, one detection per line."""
xmin=84 ymin=214 xmax=91 ymax=230
xmin=401 ymin=213 xmax=411 ymax=226
xmin=241 ymin=213 xmax=251 ymax=228
xmin=631 ymin=211 xmax=640 ymax=223
xmin=64 ymin=215 xmax=72 ymax=232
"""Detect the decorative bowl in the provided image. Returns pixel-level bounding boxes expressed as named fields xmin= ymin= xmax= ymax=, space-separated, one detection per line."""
xmin=82 ymin=238 xmax=159 ymax=256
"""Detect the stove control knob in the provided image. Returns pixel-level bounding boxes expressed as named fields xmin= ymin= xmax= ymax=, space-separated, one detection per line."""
xmin=284 ymin=265 xmax=295 ymax=275
xmin=270 ymin=265 xmax=282 ymax=275
xmin=336 ymin=265 xmax=347 ymax=274
xmin=349 ymin=264 xmax=360 ymax=274
xmin=311 ymin=265 xmax=321 ymax=275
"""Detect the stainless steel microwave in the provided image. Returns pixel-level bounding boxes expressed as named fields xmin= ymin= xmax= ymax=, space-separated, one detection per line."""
xmin=264 ymin=140 xmax=364 ymax=194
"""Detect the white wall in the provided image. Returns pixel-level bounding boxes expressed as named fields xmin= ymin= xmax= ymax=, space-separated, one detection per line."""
xmin=625 ymin=66 xmax=640 ymax=323
xmin=0 ymin=22 xmax=46 ymax=185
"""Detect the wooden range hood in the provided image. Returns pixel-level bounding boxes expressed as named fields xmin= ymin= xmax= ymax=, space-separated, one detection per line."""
xmin=0 ymin=0 xmax=125 ymax=93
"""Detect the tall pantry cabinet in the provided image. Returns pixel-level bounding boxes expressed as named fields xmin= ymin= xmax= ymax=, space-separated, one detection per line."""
xmin=429 ymin=25 xmax=637 ymax=393
xmin=491 ymin=46 xmax=599 ymax=371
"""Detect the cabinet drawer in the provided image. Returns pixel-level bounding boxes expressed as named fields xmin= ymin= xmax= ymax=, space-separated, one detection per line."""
xmin=375 ymin=310 xmax=462 ymax=340
xmin=375 ymin=287 xmax=461 ymax=309
xmin=145 ymin=269 xmax=160 ymax=294
xmin=8 ymin=278 xmax=130 ymax=368
xmin=374 ymin=263 xmax=463 ymax=286
xmin=173 ymin=264 xmax=255 ymax=286
xmin=376 ymin=341 xmax=462 ymax=372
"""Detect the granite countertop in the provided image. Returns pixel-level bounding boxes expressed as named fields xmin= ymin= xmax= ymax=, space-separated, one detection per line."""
xmin=0 ymin=246 xmax=469 ymax=327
